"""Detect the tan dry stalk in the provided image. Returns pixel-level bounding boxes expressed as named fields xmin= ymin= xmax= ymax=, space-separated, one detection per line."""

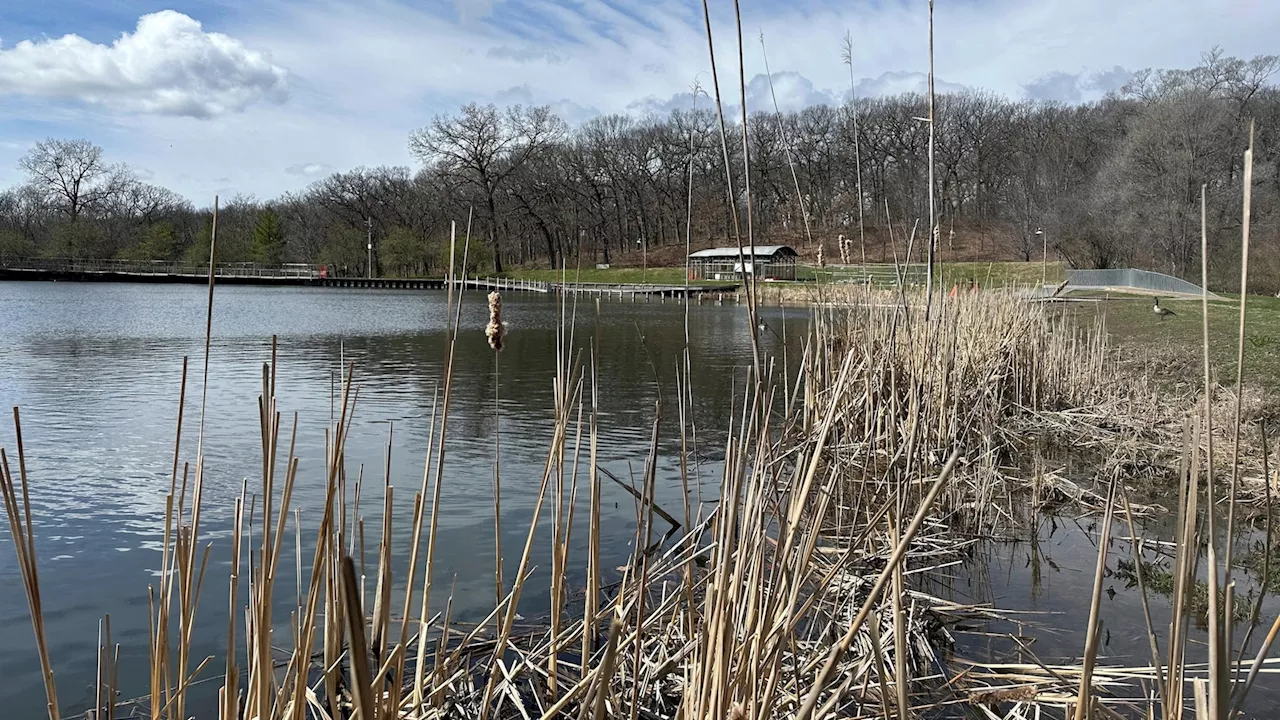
xmin=841 ymin=32 xmax=868 ymax=265
xmin=0 ymin=414 xmax=59 ymax=720
xmin=170 ymin=194 xmax=219 ymax=720
xmin=583 ymin=317 xmax=602 ymax=682
xmin=923 ymin=0 xmax=937 ymax=312
xmin=732 ymin=0 xmax=761 ymax=375
xmin=396 ymin=382 xmax=439 ymax=689
xmin=699 ymin=0 xmax=760 ymax=377
xmin=891 ymin=506 xmax=911 ymax=719
xmin=759 ymin=30 xmax=814 ymax=250
xmin=796 ymin=446 xmax=962 ymax=720
xmin=340 ymin=555 xmax=377 ymax=720
xmin=414 ymin=219 xmax=468 ymax=714
xmin=1074 ymin=478 xmax=1117 ymax=720
xmin=1120 ymin=491 xmax=1167 ymax=714
xmin=1224 ymin=122 xmax=1254 ymax=588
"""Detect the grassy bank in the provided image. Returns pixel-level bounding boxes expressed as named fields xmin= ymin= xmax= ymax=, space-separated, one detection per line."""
xmin=497 ymin=260 xmax=1062 ymax=288
xmin=1072 ymin=293 xmax=1280 ymax=391
xmin=801 ymin=260 xmax=1066 ymax=287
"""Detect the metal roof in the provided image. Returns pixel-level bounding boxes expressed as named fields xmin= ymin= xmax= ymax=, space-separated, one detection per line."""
xmin=687 ymin=245 xmax=798 ymax=259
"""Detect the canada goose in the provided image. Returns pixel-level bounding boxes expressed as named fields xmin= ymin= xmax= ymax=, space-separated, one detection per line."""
xmin=1153 ymin=297 xmax=1176 ymax=319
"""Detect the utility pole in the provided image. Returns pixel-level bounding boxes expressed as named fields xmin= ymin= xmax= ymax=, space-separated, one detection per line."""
xmin=925 ymin=0 xmax=937 ymax=316
xmin=366 ymin=216 xmax=373 ymax=279
xmin=1037 ymin=228 xmax=1047 ymax=286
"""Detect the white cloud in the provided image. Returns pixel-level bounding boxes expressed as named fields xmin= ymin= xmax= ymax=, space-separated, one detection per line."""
xmin=2 ymin=0 xmax=1278 ymax=202
xmin=852 ymin=71 xmax=968 ymax=100
xmin=748 ymin=71 xmax=837 ymax=113
xmin=285 ymin=162 xmax=331 ymax=177
xmin=1023 ymin=67 xmax=1136 ymax=103
xmin=0 ymin=10 xmax=288 ymax=118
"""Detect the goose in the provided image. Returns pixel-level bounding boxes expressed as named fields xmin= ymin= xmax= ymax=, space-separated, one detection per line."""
xmin=1153 ymin=297 xmax=1176 ymax=320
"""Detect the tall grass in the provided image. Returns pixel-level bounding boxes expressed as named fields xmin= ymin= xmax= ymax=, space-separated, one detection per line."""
xmin=6 ymin=273 xmax=1280 ymax=719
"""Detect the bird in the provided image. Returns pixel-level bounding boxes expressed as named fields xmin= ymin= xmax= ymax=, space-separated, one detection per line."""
xmin=1153 ymin=297 xmax=1176 ymax=319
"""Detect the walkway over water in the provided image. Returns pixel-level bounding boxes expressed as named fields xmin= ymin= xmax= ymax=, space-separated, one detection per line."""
xmin=0 ymin=259 xmax=738 ymax=297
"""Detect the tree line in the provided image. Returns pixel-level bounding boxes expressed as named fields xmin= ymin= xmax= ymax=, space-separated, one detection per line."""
xmin=0 ymin=49 xmax=1276 ymax=290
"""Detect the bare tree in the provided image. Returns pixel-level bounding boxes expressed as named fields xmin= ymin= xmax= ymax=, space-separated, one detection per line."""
xmin=19 ymin=138 xmax=132 ymax=222
xmin=2 ymin=50 xmax=1277 ymax=277
xmin=409 ymin=103 xmax=566 ymax=272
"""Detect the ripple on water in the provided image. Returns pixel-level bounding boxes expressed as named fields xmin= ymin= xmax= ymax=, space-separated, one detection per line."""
xmin=0 ymin=282 xmax=799 ymax=718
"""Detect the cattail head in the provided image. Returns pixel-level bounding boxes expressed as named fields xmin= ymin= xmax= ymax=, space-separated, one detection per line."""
xmin=485 ymin=291 xmax=505 ymax=352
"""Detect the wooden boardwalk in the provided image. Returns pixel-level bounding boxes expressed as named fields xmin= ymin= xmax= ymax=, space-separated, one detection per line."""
xmin=0 ymin=260 xmax=445 ymax=289
xmin=470 ymin=277 xmax=739 ymax=298
xmin=0 ymin=260 xmax=740 ymax=298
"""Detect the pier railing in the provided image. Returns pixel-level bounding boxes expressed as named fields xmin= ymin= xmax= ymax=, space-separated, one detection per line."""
xmin=2 ymin=259 xmax=741 ymax=297
xmin=472 ymin=277 xmax=739 ymax=297
xmin=1 ymin=257 xmax=326 ymax=279
xmin=471 ymin=277 xmax=553 ymax=293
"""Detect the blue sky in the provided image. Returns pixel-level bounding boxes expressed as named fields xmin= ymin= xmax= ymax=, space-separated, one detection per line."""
xmin=0 ymin=0 xmax=1276 ymax=203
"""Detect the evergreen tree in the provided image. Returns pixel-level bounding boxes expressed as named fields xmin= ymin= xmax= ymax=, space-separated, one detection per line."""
xmin=252 ymin=207 xmax=285 ymax=264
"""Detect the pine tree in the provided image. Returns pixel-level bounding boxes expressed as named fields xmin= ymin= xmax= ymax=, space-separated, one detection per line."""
xmin=251 ymin=207 xmax=285 ymax=265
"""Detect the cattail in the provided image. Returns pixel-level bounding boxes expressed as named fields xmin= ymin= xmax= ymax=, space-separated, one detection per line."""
xmin=486 ymin=291 xmax=504 ymax=352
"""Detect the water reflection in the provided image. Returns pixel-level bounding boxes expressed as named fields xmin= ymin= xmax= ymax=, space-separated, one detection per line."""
xmin=949 ymin=512 xmax=1280 ymax=713
xmin=0 ymin=281 xmax=803 ymax=717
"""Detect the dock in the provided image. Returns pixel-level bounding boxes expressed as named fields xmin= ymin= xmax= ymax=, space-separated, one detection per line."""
xmin=0 ymin=259 xmax=740 ymax=298
xmin=469 ymin=277 xmax=740 ymax=299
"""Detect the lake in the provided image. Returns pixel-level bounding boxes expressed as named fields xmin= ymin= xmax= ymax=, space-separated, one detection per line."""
xmin=2 ymin=280 xmax=1279 ymax=718
xmin=0 ymin=281 xmax=814 ymax=717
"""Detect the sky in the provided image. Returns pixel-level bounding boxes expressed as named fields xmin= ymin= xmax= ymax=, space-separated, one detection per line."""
xmin=0 ymin=0 xmax=1276 ymax=204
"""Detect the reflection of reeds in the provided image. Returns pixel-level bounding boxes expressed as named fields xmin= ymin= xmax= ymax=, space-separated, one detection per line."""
xmin=8 ymin=278 xmax=1280 ymax=720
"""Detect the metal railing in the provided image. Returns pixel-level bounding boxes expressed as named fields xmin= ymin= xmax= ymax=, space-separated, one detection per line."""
xmin=473 ymin=277 xmax=552 ymax=293
xmin=1066 ymin=268 xmax=1217 ymax=297
xmin=1 ymin=257 xmax=323 ymax=279
xmin=808 ymin=263 xmax=929 ymax=286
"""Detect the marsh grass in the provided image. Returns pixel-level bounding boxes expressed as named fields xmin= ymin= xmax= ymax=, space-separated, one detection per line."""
xmin=7 ymin=262 xmax=1280 ymax=720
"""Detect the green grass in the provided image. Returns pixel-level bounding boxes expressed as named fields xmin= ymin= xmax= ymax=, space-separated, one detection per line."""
xmin=1071 ymin=293 xmax=1280 ymax=390
xmin=940 ymin=261 xmax=1066 ymax=287
xmin=500 ymin=261 xmax=1064 ymax=288
xmin=798 ymin=261 xmax=1065 ymax=288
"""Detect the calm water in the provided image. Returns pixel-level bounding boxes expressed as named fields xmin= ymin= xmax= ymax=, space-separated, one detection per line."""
xmin=0 ymin=282 xmax=809 ymax=717
xmin=2 ymin=281 xmax=1278 ymax=717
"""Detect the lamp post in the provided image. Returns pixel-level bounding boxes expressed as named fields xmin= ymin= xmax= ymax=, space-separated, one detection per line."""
xmin=1036 ymin=228 xmax=1046 ymax=286
xmin=366 ymin=216 xmax=373 ymax=279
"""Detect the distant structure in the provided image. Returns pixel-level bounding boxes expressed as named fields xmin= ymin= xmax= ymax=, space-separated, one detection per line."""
xmin=687 ymin=245 xmax=798 ymax=281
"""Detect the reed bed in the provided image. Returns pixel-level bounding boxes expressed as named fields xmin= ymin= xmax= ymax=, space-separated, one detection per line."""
xmin=7 ymin=269 xmax=1279 ymax=720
